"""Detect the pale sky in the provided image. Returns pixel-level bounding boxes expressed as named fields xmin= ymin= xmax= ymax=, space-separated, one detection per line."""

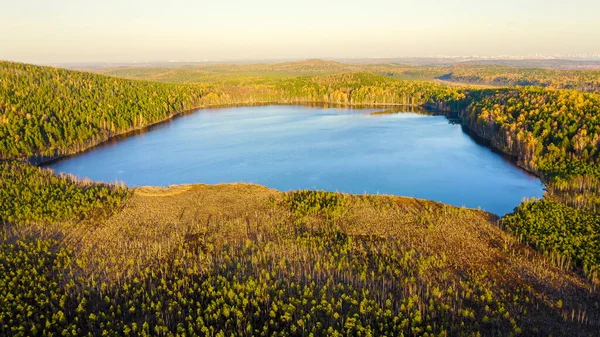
xmin=1 ymin=0 xmax=599 ymax=63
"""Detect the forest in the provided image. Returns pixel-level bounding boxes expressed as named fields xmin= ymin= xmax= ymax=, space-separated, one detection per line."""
xmin=93 ymin=60 xmax=600 ymax=92
xmin=440 ymin=66 xmax=600 ymax=92
xmin=1 ymin=60 xmax=600 ymax=336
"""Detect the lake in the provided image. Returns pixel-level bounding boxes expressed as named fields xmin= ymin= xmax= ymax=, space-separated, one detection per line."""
xmin=47 ymin=105 xmax=545 ymax=215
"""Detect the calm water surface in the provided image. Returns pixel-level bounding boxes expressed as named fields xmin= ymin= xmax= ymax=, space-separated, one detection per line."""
xmin=48 ymin=105 xmax=545 ymax=215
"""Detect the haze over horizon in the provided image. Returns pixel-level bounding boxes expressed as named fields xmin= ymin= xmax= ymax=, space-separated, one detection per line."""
xmin=1 ymin=0 xmax=600 ymax=64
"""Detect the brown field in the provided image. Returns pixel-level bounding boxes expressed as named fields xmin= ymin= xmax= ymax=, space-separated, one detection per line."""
xmin=9 ymin=182 xmax=599 ymax=333
xmin=73 ymin=184 xmax=595 ymax=300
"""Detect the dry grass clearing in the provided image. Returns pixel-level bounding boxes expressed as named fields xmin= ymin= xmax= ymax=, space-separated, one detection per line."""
xmin=7 ymin=182 xmax=600 ymax=334
xmin=72 ymin=184 xmax=597 ymax=309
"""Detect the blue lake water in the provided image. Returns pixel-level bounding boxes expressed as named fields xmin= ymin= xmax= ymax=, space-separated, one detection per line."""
xmin=47 ymin=105 xmax=545 ymax=215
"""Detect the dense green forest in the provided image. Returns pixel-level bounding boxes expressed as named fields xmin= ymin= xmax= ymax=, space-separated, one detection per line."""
xmin=2 ymin=60 xmax=600 ymax=335
xmin=502 ymin=198 xmax=600 ymax=284
xmin=462 ymin=87 xmax=600 ymax=178
xmin=0 ymin=61 xmax=207 ymax=160
xmin=0 ymin=160 xmax=128 ymax=224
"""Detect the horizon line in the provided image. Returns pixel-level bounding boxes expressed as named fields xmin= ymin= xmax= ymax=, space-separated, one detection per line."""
xmin=4 ymin=54 xmax=598 ymax=67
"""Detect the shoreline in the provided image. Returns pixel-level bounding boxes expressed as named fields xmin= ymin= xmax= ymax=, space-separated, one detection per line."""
xmin=129 ymin=182 xmax=501 ymax=220
xmin=33 ymin=101 xmax=428 ymax=167
xmin=28 ymin=101 xmax=547 ymax=218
